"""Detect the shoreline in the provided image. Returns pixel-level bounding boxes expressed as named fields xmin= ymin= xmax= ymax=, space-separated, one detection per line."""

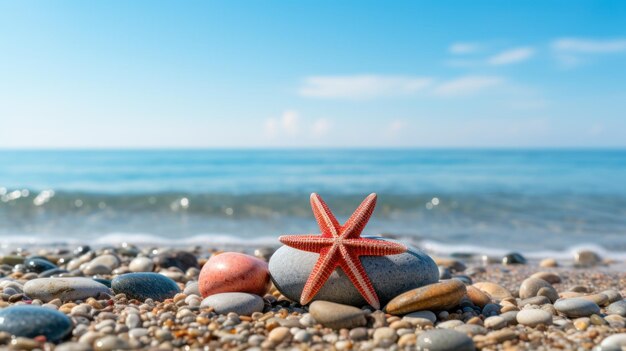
xmin=0 ymin=243 xmax=625 ymax=349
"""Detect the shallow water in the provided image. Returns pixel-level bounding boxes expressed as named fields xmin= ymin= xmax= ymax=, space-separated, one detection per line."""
xmin=1 ymin=149 xmax=625 ymax=255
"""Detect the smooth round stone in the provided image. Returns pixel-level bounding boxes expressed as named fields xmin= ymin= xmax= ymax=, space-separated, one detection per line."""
xmin=270 ymin=238 xmax=438 ymax=307
xmin=607 ymin=300 xmax=626 ymax=316
xmin=519 ymin=278 xmax=553 ymax=300
xmin=437 ymin=320 xmax=464 ymax=329
xmin=55 ymin=342 xmax=93 ymax=351
xmin=500 ymin=311 xmax=519 ymax=325
xmin=184 ymin=282 xmax=200 ymax=296
xmin=87 ymin=254 xmax=120 ymax=270
xmin=112 ymin=273 xmax=180 ymax=301
xmin=466 ymin=286 xmax=491 ymax=308
xmin=529 ymin=272 xmax=562 ymax=284
xmin=200 ymin=292 xmax=264 ymax=315
xmin=472 ymin=282 xmax=512 ymax=301
xmin=129 ymin=257 xmax=154 ymax=273
xmin=516 ymin=309 xmax=553 ymax=327
xmin=502 ymin=252 xmax=526 ymax=265
xmin=484 ymin=316 xmax=507 ymax=329
xmin=200 ymin=252 xmax=270 ymax=298
xmin=24 ymin=277 xmax=110 ymax=302
xmin=454 ymin=324 xmax=487 ymax=336
xmin=601 ymin=333 xmax=626 ymax=349
xmin=385 ymin=279 xmax=466 ymax=315
xmin=25 ymin=258 xmax=57 ymax=273
xmin=404 ymin=310 xmax=437 ymax=323
xmin=539 ymin=258 xmax=558 ymax=267
xmin=574 ymin=250 xmax=602 ymax=267
xmin=520 ymin=296 xmax=551 ymax=307
xmin=309 ymin=300 xmax=367 ymax=329
xmin=603 ymin=290 xmax=623 ymax=304
xmin=0 ymin=305 xmax=72 ymax=342
xmin=554 ymin=298 xmax=600 ymax=317
xmin=416 ymin=329 xmax=475 ymax=351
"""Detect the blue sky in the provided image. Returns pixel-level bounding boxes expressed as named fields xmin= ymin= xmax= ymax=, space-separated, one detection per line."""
xmin=1 ymin=1 xmax=625 ymax=148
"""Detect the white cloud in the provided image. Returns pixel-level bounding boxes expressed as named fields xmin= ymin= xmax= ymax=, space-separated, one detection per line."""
xmin=386 ymin=120 xmax=406 ymax=137
xmin=265 ymin=110 xmax=300 ymax=138
xmin=298 ymin=75 xmax=432 ymax=99
xmin=487 ymin=47 xmax=535 ymax=65
xmin=312 ymin=118 xmax=331 ymax=137
xmin=281 ymin=110 xmax=299 ymax=136
xmin=449 ymin=42 xmax=481 ymax=54
xmin=552 ymin=38 xmax=626 ymax=53
xmin=433 ymin=76 xmax=503 ymax=97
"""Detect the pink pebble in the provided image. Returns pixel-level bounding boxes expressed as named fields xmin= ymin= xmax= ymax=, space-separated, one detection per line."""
xmin=199 ymin=252 xmax=271 ymax=298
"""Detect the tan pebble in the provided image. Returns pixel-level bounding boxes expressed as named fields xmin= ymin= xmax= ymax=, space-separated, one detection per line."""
xmin=559 ymin=291 xmax=583 ymax=299
xmin=385 ymin=280 xmax=466 ymax=315
xmin=268 ymin=327 xmax=291 ymax=343
xmin=59 ymin=303 xmax=77 ymax=314
xmin=539 ymin=258 xmax=558 ymax=267
xmin=487 ymin=329 xmax=517 ymax=343
xmin=569 ymin=285 xmax=589 ymax=293
xmin=387 ymin=316 xmax=401 ymax=324
xmin=390 ymin=320 xmax=411 ymax=329
xmin=519 ymin=278 xmax=553 ymax=300
xmin=466 ymin=286 xmax=491 ymax=308
xmin=537 ymin=286 xmax=559 ymax=303
xmin=398 ymin=333 xmax=417 ymax=347
xmin=467 ymin=316 xmax=483 ymax=325
xmin=529 ymin=272 xmax=562 ymax=284
xmin=472 ymin=282 xmax=513 ymax=301
xmin=500 ymin=300 xmax=516 ymax=307
xmin=501 ymin=305 xmax=519 ymax=313
xmin=580 ymin=293 xmax=609 ymax=306
xmin=173 ymin=293 xmax=187 ymax=303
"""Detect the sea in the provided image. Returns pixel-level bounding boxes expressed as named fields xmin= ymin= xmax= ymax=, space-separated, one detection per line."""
xmin=1 ymin=149 xmax=625 ymax=258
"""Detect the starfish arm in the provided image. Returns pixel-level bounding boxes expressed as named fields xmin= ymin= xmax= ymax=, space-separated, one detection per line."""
xmin=339 ymin=246 xmax=381 ymax=309
xmin=300 ymin=246 xmax=339 ymax=305
xmin=343 ymin=238 xmax=407 ymax=256
xmin=310 ymin=193 xmax=341 ymax=238
xmin=340 ymin=193 xmax=377 ymax=239
xmin=279 ymin=235 xmax=334 ymax=253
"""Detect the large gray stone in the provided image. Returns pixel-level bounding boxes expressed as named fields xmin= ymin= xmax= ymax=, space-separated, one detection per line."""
xmin=269 ymin=237 xmax=438 ymax=307
xmin=416 ymin=329 xmax=475 ymax=351
xmin=24 ymin=277 xmax=111 ymax=302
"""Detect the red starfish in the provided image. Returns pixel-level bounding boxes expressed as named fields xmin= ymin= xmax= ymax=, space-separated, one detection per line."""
xmin=279 ymin=193 xmax=407 ymax=309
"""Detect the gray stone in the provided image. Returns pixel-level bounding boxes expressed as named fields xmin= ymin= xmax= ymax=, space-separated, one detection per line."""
xmin=520 ymin=296 xmax=551 ymax=306
xmin=55 ymin=342 xmax=93 ymax=351
xmin=516 ymin=309 xmax=553 ymax=327
xmin=128 ymin=257 xmax=154 ymax=273
xmin=309 ymin=300 xmax=367 ymax=329
xmin=574 ymin=250 xmax=602 ymax=267
xmin=24 ymin=278 xmax=110 ymax=302
xmin=603 ymin=290 xmax=623 ymax=304
xmin=454 ymin=324 xmax=487 ymax=336
xmin=554 ymin=298 xmax=600 ymax=318
xmin=436 ymin=320 xmax=464 ymax=329
xmin=183 ymin=282 xmax=200 ymax=296
xmin=519 ymin=278 xmax=553 ymax=300
xmin=0 ymin=306 xmax=72 ymax=342
xmin=404 ymin=310 xmax=437 ymax=323
xmin=607 ymin=300 xmax=626 ymax=316
xmin=499 ymin=311 xmax=519 ymax=325
xmin=269 ymin=238 xmax=438 ymax=307
xmin=484 ymin=316 xmax=506 ymax=329
xmin=200 ymin=292 xmax=264 ymax=315
xmin=416 ymin=329 xmax=475 ymax=351
xmin=601 ymin=333 xmax=626 ymax=349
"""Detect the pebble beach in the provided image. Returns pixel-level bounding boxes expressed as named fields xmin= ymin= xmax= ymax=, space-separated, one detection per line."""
xmin=0 ymin=243 xmax=625 ymax=351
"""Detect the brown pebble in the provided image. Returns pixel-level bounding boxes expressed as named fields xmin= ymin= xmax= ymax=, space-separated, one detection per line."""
xmin=473 ymin=282 xmax=513 ymax=301
xmin=466 ymin=286 xmax=491 ymax=308
xmin=529 ymin=272 xmax=562 ymax=284
xmin=385 ymin=279 xmax=466 ymax=315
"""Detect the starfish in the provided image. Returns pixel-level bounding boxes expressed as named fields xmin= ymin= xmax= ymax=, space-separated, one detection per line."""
xmin=279 ymin=193 xmax=407 ymax=309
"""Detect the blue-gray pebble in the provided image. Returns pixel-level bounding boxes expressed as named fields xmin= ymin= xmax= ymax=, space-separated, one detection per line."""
xmin=417 ymin=329 xmax=475 ymax=351
xmin=607 ymin=300 xmax=626 ymax=316
xmin=0 ymin=306 xmax=72 ymax=342
xmin=554 ymin=298 xmax=600 ymax=318
xmin=112 ymin=273 xmax=180 ymax=301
